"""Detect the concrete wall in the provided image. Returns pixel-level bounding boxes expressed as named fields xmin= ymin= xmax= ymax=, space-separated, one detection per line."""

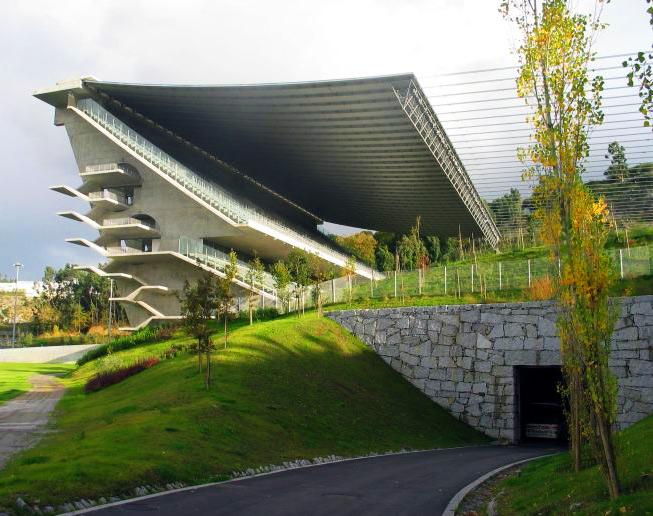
xmin=0 ymin=344 xmax=100 ymax=364
xmin=327 ymin=296 xmax=653 ymax=441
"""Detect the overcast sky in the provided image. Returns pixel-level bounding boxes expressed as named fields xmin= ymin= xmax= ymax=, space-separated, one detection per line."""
xmin=1 ymin=0 xmax=649 ymax=279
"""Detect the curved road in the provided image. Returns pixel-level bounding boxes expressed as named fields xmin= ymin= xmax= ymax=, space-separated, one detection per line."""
xmin=85 ymin=444 xmax=562 ymax=516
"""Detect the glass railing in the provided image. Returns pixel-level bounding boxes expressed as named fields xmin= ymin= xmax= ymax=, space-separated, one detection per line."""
xmin=75 ymin=98 xmax=377 ymax=277
xmin=178 ymin=236 xmax=277 ymax=295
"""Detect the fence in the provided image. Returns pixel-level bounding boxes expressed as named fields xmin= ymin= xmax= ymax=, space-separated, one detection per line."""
xmin=270 ymin=244 xmax=652 ymax=311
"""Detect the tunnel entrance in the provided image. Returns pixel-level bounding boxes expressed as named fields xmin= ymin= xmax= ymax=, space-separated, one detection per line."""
xmin=516 ymin=366 xmax=567 ymax=443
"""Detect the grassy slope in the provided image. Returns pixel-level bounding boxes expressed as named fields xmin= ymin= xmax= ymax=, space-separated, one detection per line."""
xmin=0 ymin=363 xmax=73 ymax=405
xmin=0 ymin=315 xmax=486 ymax=506
xmin=495 ymin=415 xmax=653 ymax=515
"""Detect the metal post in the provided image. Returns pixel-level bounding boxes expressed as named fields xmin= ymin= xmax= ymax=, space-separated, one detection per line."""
xmin=528 ymin=259 xmax=531 ymax=287
xmin=619 ymin=248 xmax=624 ymax=279
xmin=499 ymin=262 xmax=502 ymax=291
xmin=12 ymin=262 xmax=23 ymax=347
xmin=108 ymin=279 xmax=114 ymax=340
xmin=394 ymin=270 xmax=397 ymax=298
xmin=471 ymin=264 xmax=474 ymax=293
xmin=444 ymin=266 xmax=447 ymax=295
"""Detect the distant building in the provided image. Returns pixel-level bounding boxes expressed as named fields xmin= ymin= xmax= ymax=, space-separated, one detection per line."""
xmin=0 ymin=281 xmax=41 ymax=298
xmin=34 ymin=75 xmax=499 ymax=330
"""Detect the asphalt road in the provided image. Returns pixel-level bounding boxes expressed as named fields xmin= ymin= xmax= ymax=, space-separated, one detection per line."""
xmin=86 ymin=444 xmax=561 ymax=516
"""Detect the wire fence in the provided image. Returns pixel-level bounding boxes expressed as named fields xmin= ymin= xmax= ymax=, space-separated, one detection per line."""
xmin=266 ymin=244 xmax=652 ymax=312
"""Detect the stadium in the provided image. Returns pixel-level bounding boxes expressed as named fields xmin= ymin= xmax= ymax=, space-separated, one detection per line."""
xmin=35 ymin=75 xmax=500 ymax=330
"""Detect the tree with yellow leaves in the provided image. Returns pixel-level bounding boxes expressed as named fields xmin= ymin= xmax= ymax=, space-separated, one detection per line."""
xmin=503 ymin=0 xmax=620 ymax=498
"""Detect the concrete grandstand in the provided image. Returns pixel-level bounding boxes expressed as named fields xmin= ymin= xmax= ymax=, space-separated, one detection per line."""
xmin=34 ymin=75 xmax=499 ymax=330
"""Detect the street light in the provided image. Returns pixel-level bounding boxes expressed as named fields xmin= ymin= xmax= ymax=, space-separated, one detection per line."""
xmin=12 ymin=262 xmax=23 ymax=347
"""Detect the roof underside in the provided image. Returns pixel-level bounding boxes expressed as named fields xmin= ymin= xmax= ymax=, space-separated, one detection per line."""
xmin=82 ymin=75 xmax=492 ymax=238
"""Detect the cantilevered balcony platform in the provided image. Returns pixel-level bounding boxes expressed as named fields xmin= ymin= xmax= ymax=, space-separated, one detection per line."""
xmin=100 ymin=217 xmax=159 ymax=238
xmin=87 ymin=190 xmax=129 ymax=211
xmin=79 ymin=162 xmax=141 ymax=189
xmin=57 ymin=211 xmax=159 ymax=238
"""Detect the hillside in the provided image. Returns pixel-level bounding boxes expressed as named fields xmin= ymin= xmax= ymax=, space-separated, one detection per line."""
xmin=0 ymin=315 xmax=486 ymax=507
xmin=493 ymin=415 xmax=653 ymax=514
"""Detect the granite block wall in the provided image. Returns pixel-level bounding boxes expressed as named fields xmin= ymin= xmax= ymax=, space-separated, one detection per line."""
xmin=327 ymin=296 xmax=653 ymax=441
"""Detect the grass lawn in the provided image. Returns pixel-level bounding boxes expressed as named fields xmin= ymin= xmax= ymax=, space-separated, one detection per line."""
xmin=0 ymin=314 xmax=487 ymax=507
xmin=493 ymin=415 xmax=653 ymax=515
xmin=0 ymin=363 xmax=74 ymax=405
xmin=327 ymin=274 xmax=653 ymax=312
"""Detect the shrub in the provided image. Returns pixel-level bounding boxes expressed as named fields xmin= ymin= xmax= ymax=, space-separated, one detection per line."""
xmin=77 ymin=326 xmax=171 ymax=366
xmin=528 ymin=275 xmax=554 ymax=301
xmin=255 ymin=307 xmax=279 ymax=321
xmin=85 ymin=357 xmax=159 ymax=393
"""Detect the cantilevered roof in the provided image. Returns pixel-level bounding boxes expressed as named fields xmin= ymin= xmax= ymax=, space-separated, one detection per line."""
xmin=37 ymin=75 xmax=500 ymax=244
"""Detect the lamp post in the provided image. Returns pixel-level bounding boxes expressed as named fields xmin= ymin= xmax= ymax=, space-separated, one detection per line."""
xmin=108 ymin=279 xmax=114 ymax=340
xmin=12 ymin=262 xmax=23 ymax=347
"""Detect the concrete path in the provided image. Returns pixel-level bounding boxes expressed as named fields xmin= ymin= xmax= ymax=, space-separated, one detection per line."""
xmin=0 ymin=374 xmax=65 ymax=469
xmin=87 ymin=444 xmax=562 ymax=516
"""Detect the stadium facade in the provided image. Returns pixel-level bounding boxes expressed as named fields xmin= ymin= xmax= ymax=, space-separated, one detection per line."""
xmin=35 ymin=75 xmax=499 ymax=330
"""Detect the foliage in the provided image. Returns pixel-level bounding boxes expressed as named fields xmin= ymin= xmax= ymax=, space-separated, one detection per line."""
xmin=76 ymin=326 xmax=168 ymax=366
xmin=30 ymin=264 xmax=118 ymax=334
xmin=180 ymin=275 xmax=221 ymax=388
xmin=527 ymin=275 xmax=554 ymax=301
xmin=604 ymin=141 xmax=629 ymax=182
xmin=343 ymin=255 xmax=357 ymax=305
xmin=375 ymin=245 xmax=395 ymax=272
xmin=270 ymin=261 xmax=292 ymax=313
xmin=397 ymin=218 xmax=428 ymax=271
xmin=424 ymin=235 xmax=441 ymax=264
xmin=217 ymin=250 xmax=238 ymax=350
xmin=333 ymin=231 xmax=377 ymax=266
xmin=506 ymin=0 xmax=621 ymax=498
xmin=245 ymin=256 xmax=265 ymax=325
xmin=623 ymin=1 xmax=653 ymax=129
xmin=84 ymin=357 xmax=159 ymax=393
xmin=285 ymin=249 xmax=311 ymax=314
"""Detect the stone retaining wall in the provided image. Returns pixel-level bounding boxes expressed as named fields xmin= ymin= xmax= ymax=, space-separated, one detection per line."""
xmin=327 ymin=296 xmax=653 ymax=441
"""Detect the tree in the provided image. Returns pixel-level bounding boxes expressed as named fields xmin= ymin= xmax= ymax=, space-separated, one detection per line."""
xmin=375 ymin=245 xmax=395 ymax=272
xmin=308 ymin=254 xmax=331 ymax=317
xmin=180 ymin=275 xmax=220 ymax=388
xmin=286 ymin=249 xmax=311 ymax=315
xmin=424 ymin=235 xmax=441 ymax=264
xmin=333 ymin=231 xmax=377 ymax=266
xmin=397 ymin=217 xmax=428 ymax=280
xmin=623 ymin=1 xmax=653 ymax=128
xmin=504 ymin=0 xmax=621 ymax=498
xmin=604 ymin=141 xmax=629 ymax=182
xmin=245 ymin=255 xmax=265 ymax=325
xmin=217 ymin=250 xmax=238 ymax=348
xmin=343 ymin=255 xmax=357 ymax=305
xmin=271 ymin=260 xmax=292 ymax=313
xmin=488 ymin=189 xmax=525 ymax=244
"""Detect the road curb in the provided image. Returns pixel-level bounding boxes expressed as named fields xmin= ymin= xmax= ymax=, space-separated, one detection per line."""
xmin=441 ymin=452 xmax=559 ymax=516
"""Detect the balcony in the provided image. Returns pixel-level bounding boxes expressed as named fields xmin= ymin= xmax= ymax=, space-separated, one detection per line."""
xmin=88 ymin=190 xmax=130 ymax=211
xmin=79 ymin=162 xmax=141 ymax=188
xmin=101 ymin=217 xmax=159 ymax=238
